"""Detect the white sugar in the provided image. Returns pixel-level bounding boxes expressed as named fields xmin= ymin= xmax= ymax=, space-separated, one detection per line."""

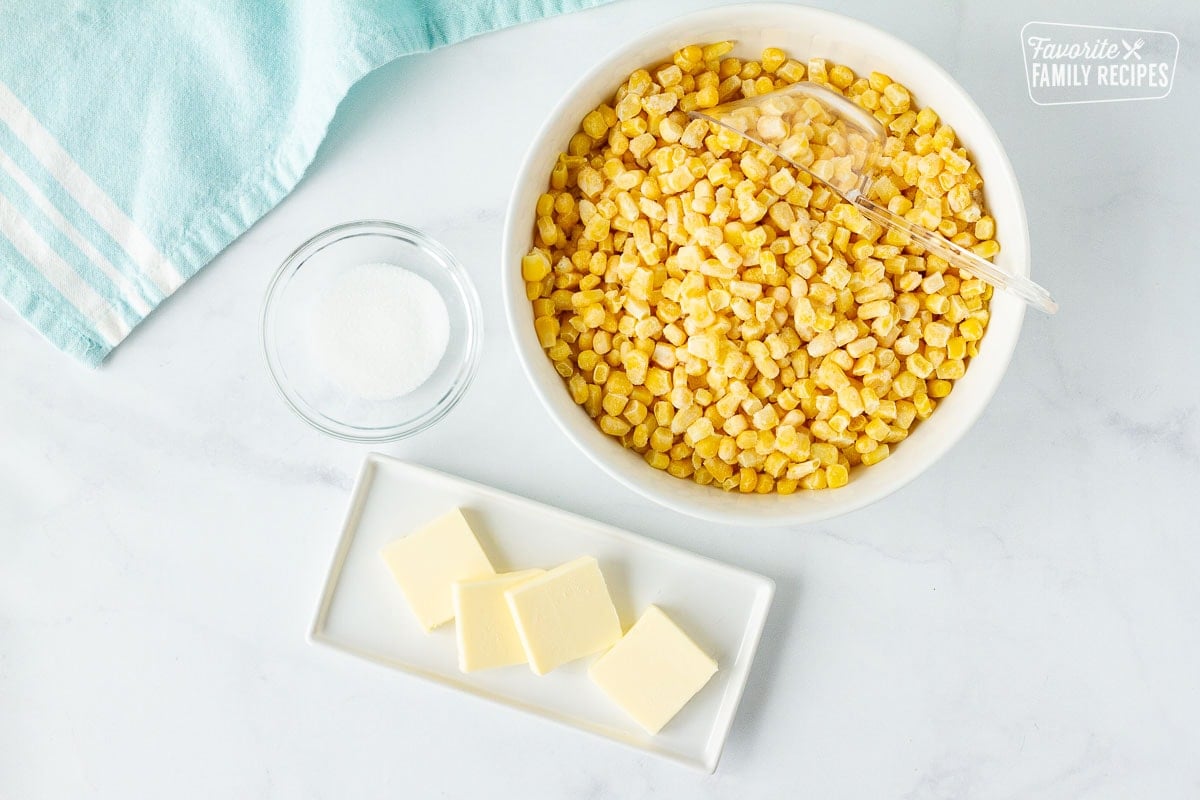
xmin=309 ymin=262 xmax=450 ymax=400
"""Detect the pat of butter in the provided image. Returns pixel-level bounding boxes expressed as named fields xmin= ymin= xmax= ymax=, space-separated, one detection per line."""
xmin=452 ymin=569 xmax=545 ymax=673
xmin=505 ymin=556 xmax=622 ymax=675
xmin=589 ymin=605 xmax=717 ymax=734
xmin=380 ymin=509 xmax=494 ymax=632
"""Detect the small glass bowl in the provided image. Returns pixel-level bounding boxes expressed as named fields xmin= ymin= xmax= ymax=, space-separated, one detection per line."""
xmin=263 ymin=221 xmax=482 ymax=442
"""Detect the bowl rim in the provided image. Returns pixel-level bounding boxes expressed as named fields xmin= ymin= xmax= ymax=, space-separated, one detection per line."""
xmin=262 ymin=219 xmax=483 ymax=443
xmin=502 ymin=2 xmax=1030 ymax=525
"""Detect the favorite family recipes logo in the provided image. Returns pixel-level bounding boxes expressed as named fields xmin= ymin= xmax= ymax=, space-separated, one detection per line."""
xmin=1021 ymin=22 xmax=1179 ymax=105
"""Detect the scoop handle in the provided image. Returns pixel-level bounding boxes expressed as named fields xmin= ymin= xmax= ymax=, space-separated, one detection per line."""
xmin=853 ymin=196 xmax=1058 ymax=314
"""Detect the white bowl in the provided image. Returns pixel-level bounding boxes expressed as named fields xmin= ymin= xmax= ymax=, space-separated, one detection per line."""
xmin=502 ymin=3 xmax=1029 ymax=526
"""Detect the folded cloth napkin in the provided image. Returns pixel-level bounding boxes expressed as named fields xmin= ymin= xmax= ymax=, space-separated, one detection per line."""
xmin=0 ymin=0 xmax=606 ymax=366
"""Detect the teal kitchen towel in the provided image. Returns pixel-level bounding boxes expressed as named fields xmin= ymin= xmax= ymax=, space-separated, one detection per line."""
xmin=0 ymin=0 xmax=607 ymax=366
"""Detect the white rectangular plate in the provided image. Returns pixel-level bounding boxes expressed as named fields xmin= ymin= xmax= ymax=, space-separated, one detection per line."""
xmin=311 ymin=455 xmax=775 ymax=772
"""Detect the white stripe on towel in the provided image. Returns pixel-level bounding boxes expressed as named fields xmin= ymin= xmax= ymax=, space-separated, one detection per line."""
xmin=0 ymin=81 xmax=183 ymax=297
xmin=0 ymin=150 xmax=153 ymax=317
xmin=0 ymin=192 xmax=130 ymax=346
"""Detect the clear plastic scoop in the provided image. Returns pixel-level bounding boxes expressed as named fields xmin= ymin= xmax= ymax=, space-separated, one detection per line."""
xmin=692 ymin=83 xmax=1058 ymax=314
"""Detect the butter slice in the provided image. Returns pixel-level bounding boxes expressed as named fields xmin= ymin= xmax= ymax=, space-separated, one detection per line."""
xmin=452 ymin=570 xmax=544 ymax=672
xmin=380 ymin=509 xmax=494 ymax=632
xmin=589 ymin=605 xmax=717 ymax=734
xmin=505 ymin=556 xmax=622 ymax=675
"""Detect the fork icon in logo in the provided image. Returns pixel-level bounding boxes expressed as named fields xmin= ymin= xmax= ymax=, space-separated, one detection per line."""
xmin=1122 ymin=38 xmax=1145 ymax=60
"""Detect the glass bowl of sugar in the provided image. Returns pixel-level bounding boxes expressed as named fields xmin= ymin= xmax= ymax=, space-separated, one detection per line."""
xmin=263 ymin=220 xmax=482 ymax=442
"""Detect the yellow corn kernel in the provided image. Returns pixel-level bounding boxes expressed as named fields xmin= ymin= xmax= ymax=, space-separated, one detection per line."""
xmin=652 ymin=398 xmax=674 ymax=426
xmin=567 ymin=374 xmax=588 ymax=405
xmin=946 ymin=336 xmax=967 ymax=360
xmin=630 ymin=384 xmax=653 ymax=406
xmin=583 ymin=385 xmax=602 ymax=417
xmin=777 ymin=59 xmax=805 ymax=82
xmin=960 ymin=279 xmax=986 ymax=300
xmin=685 ymin=416 xmax=715 ymax=445
xmin=579 ymin=304 xmax=604 ymax=328
xmin=602 ymin=392 xmax=628 ymax=417
xmin=867 ymin=70 xmax=891 ymax=92
xmin=627 ymin=422 xmax=649 ymax=450
xmin=825 ymin=463 xmax=849 ymax=488
xmin=923 ymin=321 xmax=953 ymax=348
xmin=738 ymin=467 xmax=758 ymax=493
xmin=864 ymin=417 xmax=890 ymax=442
xmin=702 ymin=41 xmax=734 ymax=61
xmin=647 ymin=426 xmax=672 ymax=453
xmin=667 ymin=459 xmax=694 ymax=479
xmin=893 ymin=370 xmax=920 ymax=398
xmin=959 ymin=317 xmax=985 ymax=341
xmin=547 ymin=341 xmax=571 ymax=363
xmin=673 ymin=45 xmax=703 ymax=71
xmin=829 ymin=64 xmax=855 ymax=89
xmin=936 ymin=358 xmax=966 ymax=380
xmin=799 ymin=469 xmax=827 ymax=490
xmin=645 ymin=367 xmax=672 ymax=396
xmin=754 ymin=450 xmax=784 ymax=478
xmin=622 ymin=398 xmax=648 ymax=425
xmin=860 ymin=443 xmax=891 ymax=466
xmin=712 ymin=434 xmax=736 ymax=463
xmin=915 ymin=106 xmax=939 ymax=135
xmin=623 ymin=349 xmax=650 ymax=385
xmin=917 ymin=287 xmax=948 ymax=312
xmin=974 ymin=216 xmax=996 ymax=241
xmin=691 ymin=434 xmax=719 ymax=460
xmin=751 ymin=404 xmax=779 ymax=430
xmin=905 ymin=353 xmax=934 ymax=379
xmin=600 ymin=415 xmax=631 ymax=436
xmin=913 ymin=392 xmax=935 ymax=419
xmin=534 ymin=315 xmax=559 ymax=349
xmin=807 ymin=58 xmax=829 ymax=84
xmin=522 ymin=249 xmax=552 ymax=282
xmin=705 ymin=457 xmax=734 ymax=483
xmin=645 ymin=450 xmax=670 ymax=470
xmin=759 ymin=47 xmax=786 ymax=74
xmin=971 ymin=239 xmax=1000 ymax=259
xmin=568 ymin=131 xmax=594 ymax=157
xmin=582 ymin=109 xmax=610 ymax=139
xmin=808 ymin=442 xmax=837 ymax=467
xmin=603 ymin=372 xmax=632 ymax=399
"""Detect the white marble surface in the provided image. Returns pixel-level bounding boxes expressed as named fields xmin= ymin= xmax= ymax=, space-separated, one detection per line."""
xmin=2 ymin=0 xmax=1197 ymax=797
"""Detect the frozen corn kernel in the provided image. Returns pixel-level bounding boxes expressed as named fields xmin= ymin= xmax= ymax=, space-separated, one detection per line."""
xmin=535 ymin=316 xmax=559 ymax=349
xmin=777 ymin=59 xmax=805 ymax=82
xmin=522 ymin=249 xmax=552 ymax=282
xmin=860 ymin=443 xmax=890 ymax=465
xmin=906 ymin=353 xmax=934 ymax=379
xmin=959 ymin=317 xmax=985 ymax=341
xmin=600 ymin=415 xmax=631 ymax=436
xmin=971 ymin=240 xmax=1000 ymax=259
xmin=929 ymin=379 xmax=953 ymax=398
xmin=825 ymin=463 xmax=849 ymax=488
xmin=828 ymin=64 xmax=855 ymax=89
xmin=645 ymin=450 xmax=670 ymax=470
